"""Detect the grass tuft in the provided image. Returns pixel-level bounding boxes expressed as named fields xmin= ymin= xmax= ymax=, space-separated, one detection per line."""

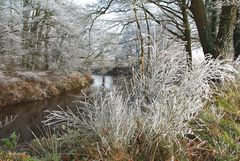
xmin=42 ymin=42 xmax=236 ymax=160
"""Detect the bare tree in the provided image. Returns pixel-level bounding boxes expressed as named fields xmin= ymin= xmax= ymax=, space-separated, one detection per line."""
xmin=190 ymin=0 xmax=238 ymax=58
xmin=0 ymin=0 xmax=92 ymax=71
xmin=85 ymin=0 xmax=240 ymax=62
xmin=233 ymin=8 xmax=240 ymax=60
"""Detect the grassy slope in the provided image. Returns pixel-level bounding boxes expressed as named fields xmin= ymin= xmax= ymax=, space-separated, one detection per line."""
xmin=186 ymin=85 xmax=240 ymax=161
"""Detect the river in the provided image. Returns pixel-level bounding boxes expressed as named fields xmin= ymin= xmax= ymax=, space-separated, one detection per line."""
xmin=0 ymin=75 xmax=116 ymax=143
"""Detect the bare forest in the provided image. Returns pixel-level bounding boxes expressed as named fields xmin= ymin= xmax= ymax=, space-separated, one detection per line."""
xmin=0 ymin=0 xmax=240 ymax=161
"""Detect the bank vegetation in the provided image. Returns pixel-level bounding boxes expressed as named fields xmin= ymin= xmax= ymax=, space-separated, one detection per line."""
xmin=0 ymin=71 xmax=92 ymax=107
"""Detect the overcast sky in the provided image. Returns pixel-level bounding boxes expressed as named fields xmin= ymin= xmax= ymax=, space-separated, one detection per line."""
xmin=72 ymin=0 xmax=96 ymax=5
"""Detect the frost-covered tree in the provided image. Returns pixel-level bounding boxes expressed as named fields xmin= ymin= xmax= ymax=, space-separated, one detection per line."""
xmin=83 ymin=0 xmax=240 ymax=63
xmin=0 ymin=0 xmax=91 ymax=71
xmin=84 ymin=0 xmax=162 ymax=72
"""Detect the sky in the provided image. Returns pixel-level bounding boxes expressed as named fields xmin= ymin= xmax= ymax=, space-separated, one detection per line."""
xmin=72 ymin=0 xmax=96 ymax=6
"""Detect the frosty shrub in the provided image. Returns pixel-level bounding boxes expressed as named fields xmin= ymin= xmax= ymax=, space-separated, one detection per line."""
xmin=232 ymin=57 xmax=240 ymax=80
xmin=132 ymin=43 xmax=236 ymax=142
xmin=43 ymin=89 xmax=137 ymax=159
xmin=15 ymin=71 xmax=46 ymax=82
xmin=43 ymin=42 xmax=236 ymax=160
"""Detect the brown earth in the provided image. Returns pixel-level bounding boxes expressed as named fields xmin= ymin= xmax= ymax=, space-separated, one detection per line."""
xmin=0 ymin=71 xmax=93 ymax=107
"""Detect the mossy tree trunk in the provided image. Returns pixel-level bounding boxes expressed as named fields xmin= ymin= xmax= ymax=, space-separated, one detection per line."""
xmin=205 ymin=0 xmax=219 ymax=40
xmin=214 ymin=4 xmax=237 ymax=58
xmin=189 ymin=0 xmax=215 ymax=58
xmin=190 ymin=0 xmax=238 ymax=59
xmin=233 ymin=9 xmax=240 ymax=60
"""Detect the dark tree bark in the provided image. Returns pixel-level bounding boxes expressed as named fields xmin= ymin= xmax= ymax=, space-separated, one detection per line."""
xmin=205 ymin=0 xmax=218 ymax=40
xmin=233 ymin=9 xmax=240 ymax=60
xmin=215 ymin=4 xmax=237 ymax=58
xmin=190 ymin=0 xmax=238 ymax=59
xmin=189 ymin=0 xmax=215 ymax=57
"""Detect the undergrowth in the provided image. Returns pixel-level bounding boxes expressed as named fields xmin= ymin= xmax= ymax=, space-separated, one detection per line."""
xmin=188 ymin=84 xmax=240 ymax=160
xmin=0 ymin=71 xmax=92 ymax=107
xmin=2 ymin=43 xmax=239 ymax=161
xmin=40 ymin=42 xmax=236 ymax=161
xmin=6 ymin=84 xmax=239 ymax=161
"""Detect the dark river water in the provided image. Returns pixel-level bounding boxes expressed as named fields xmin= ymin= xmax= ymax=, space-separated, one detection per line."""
xmin=0 ymin=75 xmax=115 ymax=143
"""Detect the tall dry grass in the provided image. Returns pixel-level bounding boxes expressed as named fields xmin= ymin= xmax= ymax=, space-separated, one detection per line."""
xmin=43 ymin=42 xmax=236 ymax=160
xmin=0 ymin=71 xmax=92 ymax=107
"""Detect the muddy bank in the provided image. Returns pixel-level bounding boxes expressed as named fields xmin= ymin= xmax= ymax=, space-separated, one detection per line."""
xmin=0 ymin=74 xmax=115 ymax=142
xmin=0 ymin=71 xmax=93 ymax=107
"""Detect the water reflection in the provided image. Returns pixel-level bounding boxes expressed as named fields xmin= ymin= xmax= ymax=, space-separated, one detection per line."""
xmin=0 ymin=74 xmax=131 ymax=143
xmin=92 ymin=75 xmax=113 ymax=89
xmin=0 ymin=93 xmax=87 ymax=142
xmin=0 ymin=75 xmax=114 ymax=142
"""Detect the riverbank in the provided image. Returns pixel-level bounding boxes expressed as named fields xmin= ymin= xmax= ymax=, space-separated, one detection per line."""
xmin=0 ymin=71 xmax=93 ymax=107
xmin=0 ymin=83 xmax=239 ymax=161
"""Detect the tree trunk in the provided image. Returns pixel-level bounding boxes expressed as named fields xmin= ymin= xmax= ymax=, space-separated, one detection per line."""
xmin=233 ymin=9 xmax=240 ymax=60
xmin=133 ymin=1 xmax=145 ymax=75
xmin=22 ymin=0 xmax=31 ymax=68
xmin=205 ymin=0 xmax=218 ymax=40
xmin=44 ymin=25 xmax=51 ymax=70
xmin=190 ymin=0 xmax=237 ymax=59
xmin=181 ymin=0 xmax=192 ymax=66
xmin=215 ymin=4 xmax=237 ymax=58
xmin=0 ymin=0 xmax=4 ymax=54
xmin=189 ymin=0 xmax=216 ymax=58
xmin=142 ymin=2 xmax=151 ymax=61
xmin=31 ymin=3 xmax=41 ymax=70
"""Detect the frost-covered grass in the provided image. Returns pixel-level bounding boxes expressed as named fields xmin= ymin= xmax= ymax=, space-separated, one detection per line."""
xmin=41 ymin=43 xmax=237 ymax=160
xmin=188 ymin=84 xmax=240 ymax=160
xmin=0 ymin=71 xmax=92 ymax=107
xmin=0 ymin=71 xmax=19 ymax=85
xmin=15 ymin=71 xmax=46 ymax=83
